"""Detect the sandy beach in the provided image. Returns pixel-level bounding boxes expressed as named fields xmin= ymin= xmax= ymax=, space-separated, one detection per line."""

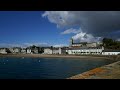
xmin=0 ymin=54 xmax=115 ymax=60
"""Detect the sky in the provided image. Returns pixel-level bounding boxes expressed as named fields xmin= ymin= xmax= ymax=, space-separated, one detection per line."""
xmin=0 ymin=11 xmax=120 ymax=47
xmin=0 ymin=11 xmax=71 ymax=47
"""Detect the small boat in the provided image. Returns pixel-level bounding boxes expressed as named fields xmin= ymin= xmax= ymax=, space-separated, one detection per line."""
xmin=22 ymin=57 xmax=24 ymax=59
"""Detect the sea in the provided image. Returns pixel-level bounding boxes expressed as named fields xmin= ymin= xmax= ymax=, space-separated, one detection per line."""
xmin=0 ymin=57 xmax=116 ymax=79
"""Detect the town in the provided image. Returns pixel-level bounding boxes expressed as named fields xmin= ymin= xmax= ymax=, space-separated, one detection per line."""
xmin=0 ymin=38 xmax=120 ymax=55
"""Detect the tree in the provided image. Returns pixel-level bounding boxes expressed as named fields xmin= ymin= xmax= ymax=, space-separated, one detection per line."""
xmin=102 ymin=38 xmax=120 ymax=49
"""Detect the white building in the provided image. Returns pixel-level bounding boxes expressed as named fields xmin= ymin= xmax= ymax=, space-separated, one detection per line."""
xmin=102 ymin=50 xmax=120 ymax=55
xmin=21 ymin=48 xmax=26 ymax=54
xmin=71 ymin=42 xmax=98 ymax=47
xmin=66 ymin=46 xmax=104 ymax=55
xmin=0 ymin=48 xmax=7 ymax=54
xmin=86 ymin=42 xmax=97 ymax=47
xmin=52 ymin=47 xmax=62 ymax=54
xmin=70 ymin=38 xmax=101 ymax=48
xmin=26 ymin=48 xmax=32 ymax=54
xmin=44 ymin=48 xmax=53 ymax=54
xmin=59 ymin=48 xmax=62 ymax=54
xmin=13 ymin=47 xmax=21 ymax=54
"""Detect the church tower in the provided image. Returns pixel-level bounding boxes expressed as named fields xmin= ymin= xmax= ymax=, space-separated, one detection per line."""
xmin=70 ymin=38 xmax=74 ymax=46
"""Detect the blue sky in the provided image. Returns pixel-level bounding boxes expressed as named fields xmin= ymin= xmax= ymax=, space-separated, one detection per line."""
xmin=0 ymin=11 xmax=72 ymax=47
xmin=0 ymin=11 xmax=120 ymax=47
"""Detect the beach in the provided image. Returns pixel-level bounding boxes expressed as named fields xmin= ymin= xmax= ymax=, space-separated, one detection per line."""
xmin=0 ymin=54 xmax=117 ymax=60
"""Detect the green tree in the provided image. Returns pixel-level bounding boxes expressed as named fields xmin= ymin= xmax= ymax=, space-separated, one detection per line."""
xmin=102 ymin=38 xmax=120 ymax=49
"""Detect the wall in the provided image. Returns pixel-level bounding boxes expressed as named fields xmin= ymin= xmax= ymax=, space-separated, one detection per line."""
xmin=102 ymin=52 xmax=120 ymax=55
xmin=44 ymin=49 xmax=52 ymax=54
xmin=66 ymin=48 xmax=103 ymax=55
xmin=0 ymin=49 xmax=7 ymax=54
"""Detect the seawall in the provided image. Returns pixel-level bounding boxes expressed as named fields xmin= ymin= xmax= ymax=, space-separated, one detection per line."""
xmin=67 ymin=60 xmax=120 ymax=79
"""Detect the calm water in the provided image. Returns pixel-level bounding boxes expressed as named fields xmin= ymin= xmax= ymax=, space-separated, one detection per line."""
xmin=0 ymin=57 xmax=116 ymax=79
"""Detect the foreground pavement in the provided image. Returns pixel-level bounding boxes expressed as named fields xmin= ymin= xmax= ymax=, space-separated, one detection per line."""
xmin=68 ymin=61 xmax=120 ymax=79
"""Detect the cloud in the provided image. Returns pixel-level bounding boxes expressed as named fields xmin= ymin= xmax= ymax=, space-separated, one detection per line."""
xmin=0 ymin=43 xmax=49 ymax=48
xmin=23 ymin=43 xmax=48 ymax=47
xmin=72 ymin=31 xmax=102 ymax=43
xmin=42 ymin=11 xmax=120 ymax=40
xmin=0 ymin=43 xmax=22 ymax=48
xmin=61 ymin=27 xmax=102 ymax=43
xmin=53 ymin=44 xmax=68 ymax=47
xmin=61 ymin=28 xmax=81 ymax=34
xmin=42 ymin=11 xmax=71 ymax=28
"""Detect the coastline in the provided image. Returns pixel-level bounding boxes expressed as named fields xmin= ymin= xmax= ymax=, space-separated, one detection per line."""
xmin=0 ymin=54 xmax=120 ymax=79
xmin=67 ymin=60 xmax=120 ymax=79
xmin=0 ymin=54 xmax=116 ymax=60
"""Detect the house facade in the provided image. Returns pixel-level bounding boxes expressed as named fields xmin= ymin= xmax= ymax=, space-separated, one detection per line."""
xmin=26 ymin=48 xmax=32 ymax=54
xmin=21 ymin=48 xmax=26 ymax=54
xmin=70 ymin=38 xmax=101 ymax=48
xmin=44 ymin=48 xmax=53 ymax=54
xmin=0 ymin=48 xmax=7 ymax=54
xmin=52 ymin=47 xmax=62 ymax=54
xmin=102 ymin=50 xmax=120 ymax=55
xmin=66 ymin=46 xmax=104 ymax=55
xmin=12 ymin=47 xmax=21 ymax=54
xmin=61 ymin=47 xmax=69 ymax=54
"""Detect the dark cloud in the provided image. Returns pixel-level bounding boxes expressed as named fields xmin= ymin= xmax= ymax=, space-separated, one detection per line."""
xmin=42 ymin=11 xmax=120 ymax=40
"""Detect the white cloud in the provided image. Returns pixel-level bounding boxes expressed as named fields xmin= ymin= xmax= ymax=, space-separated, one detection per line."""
xmin=61 ymin=27 xmax=102 ymax=43
xmin=0 ymin=43 xmax=22 ymax=48
xmin=61 ymin=28 xmax=81 ymax=34
xmin=72 ymin=32 xmax=102 ymax=43
xmin=0 ymin=43 xmax=49 ymax=48
xmin=53 ymin=44 xmax=68 ymax=47
xmin=23 ymin=43 xmax=48 ymax=47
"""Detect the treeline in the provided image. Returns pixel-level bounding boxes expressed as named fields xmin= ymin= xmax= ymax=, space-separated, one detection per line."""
xmin=102 ymin=38 xmax=120 ymax=49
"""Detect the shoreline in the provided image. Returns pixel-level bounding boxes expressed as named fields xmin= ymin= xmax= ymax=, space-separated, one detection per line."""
xmin=0 ymin=54 xmax=120 ymax=79
xmin=67 ymin=60 xmax=120 ymax=79
xmin=0 ymin=54 xmax=117 ymax=60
